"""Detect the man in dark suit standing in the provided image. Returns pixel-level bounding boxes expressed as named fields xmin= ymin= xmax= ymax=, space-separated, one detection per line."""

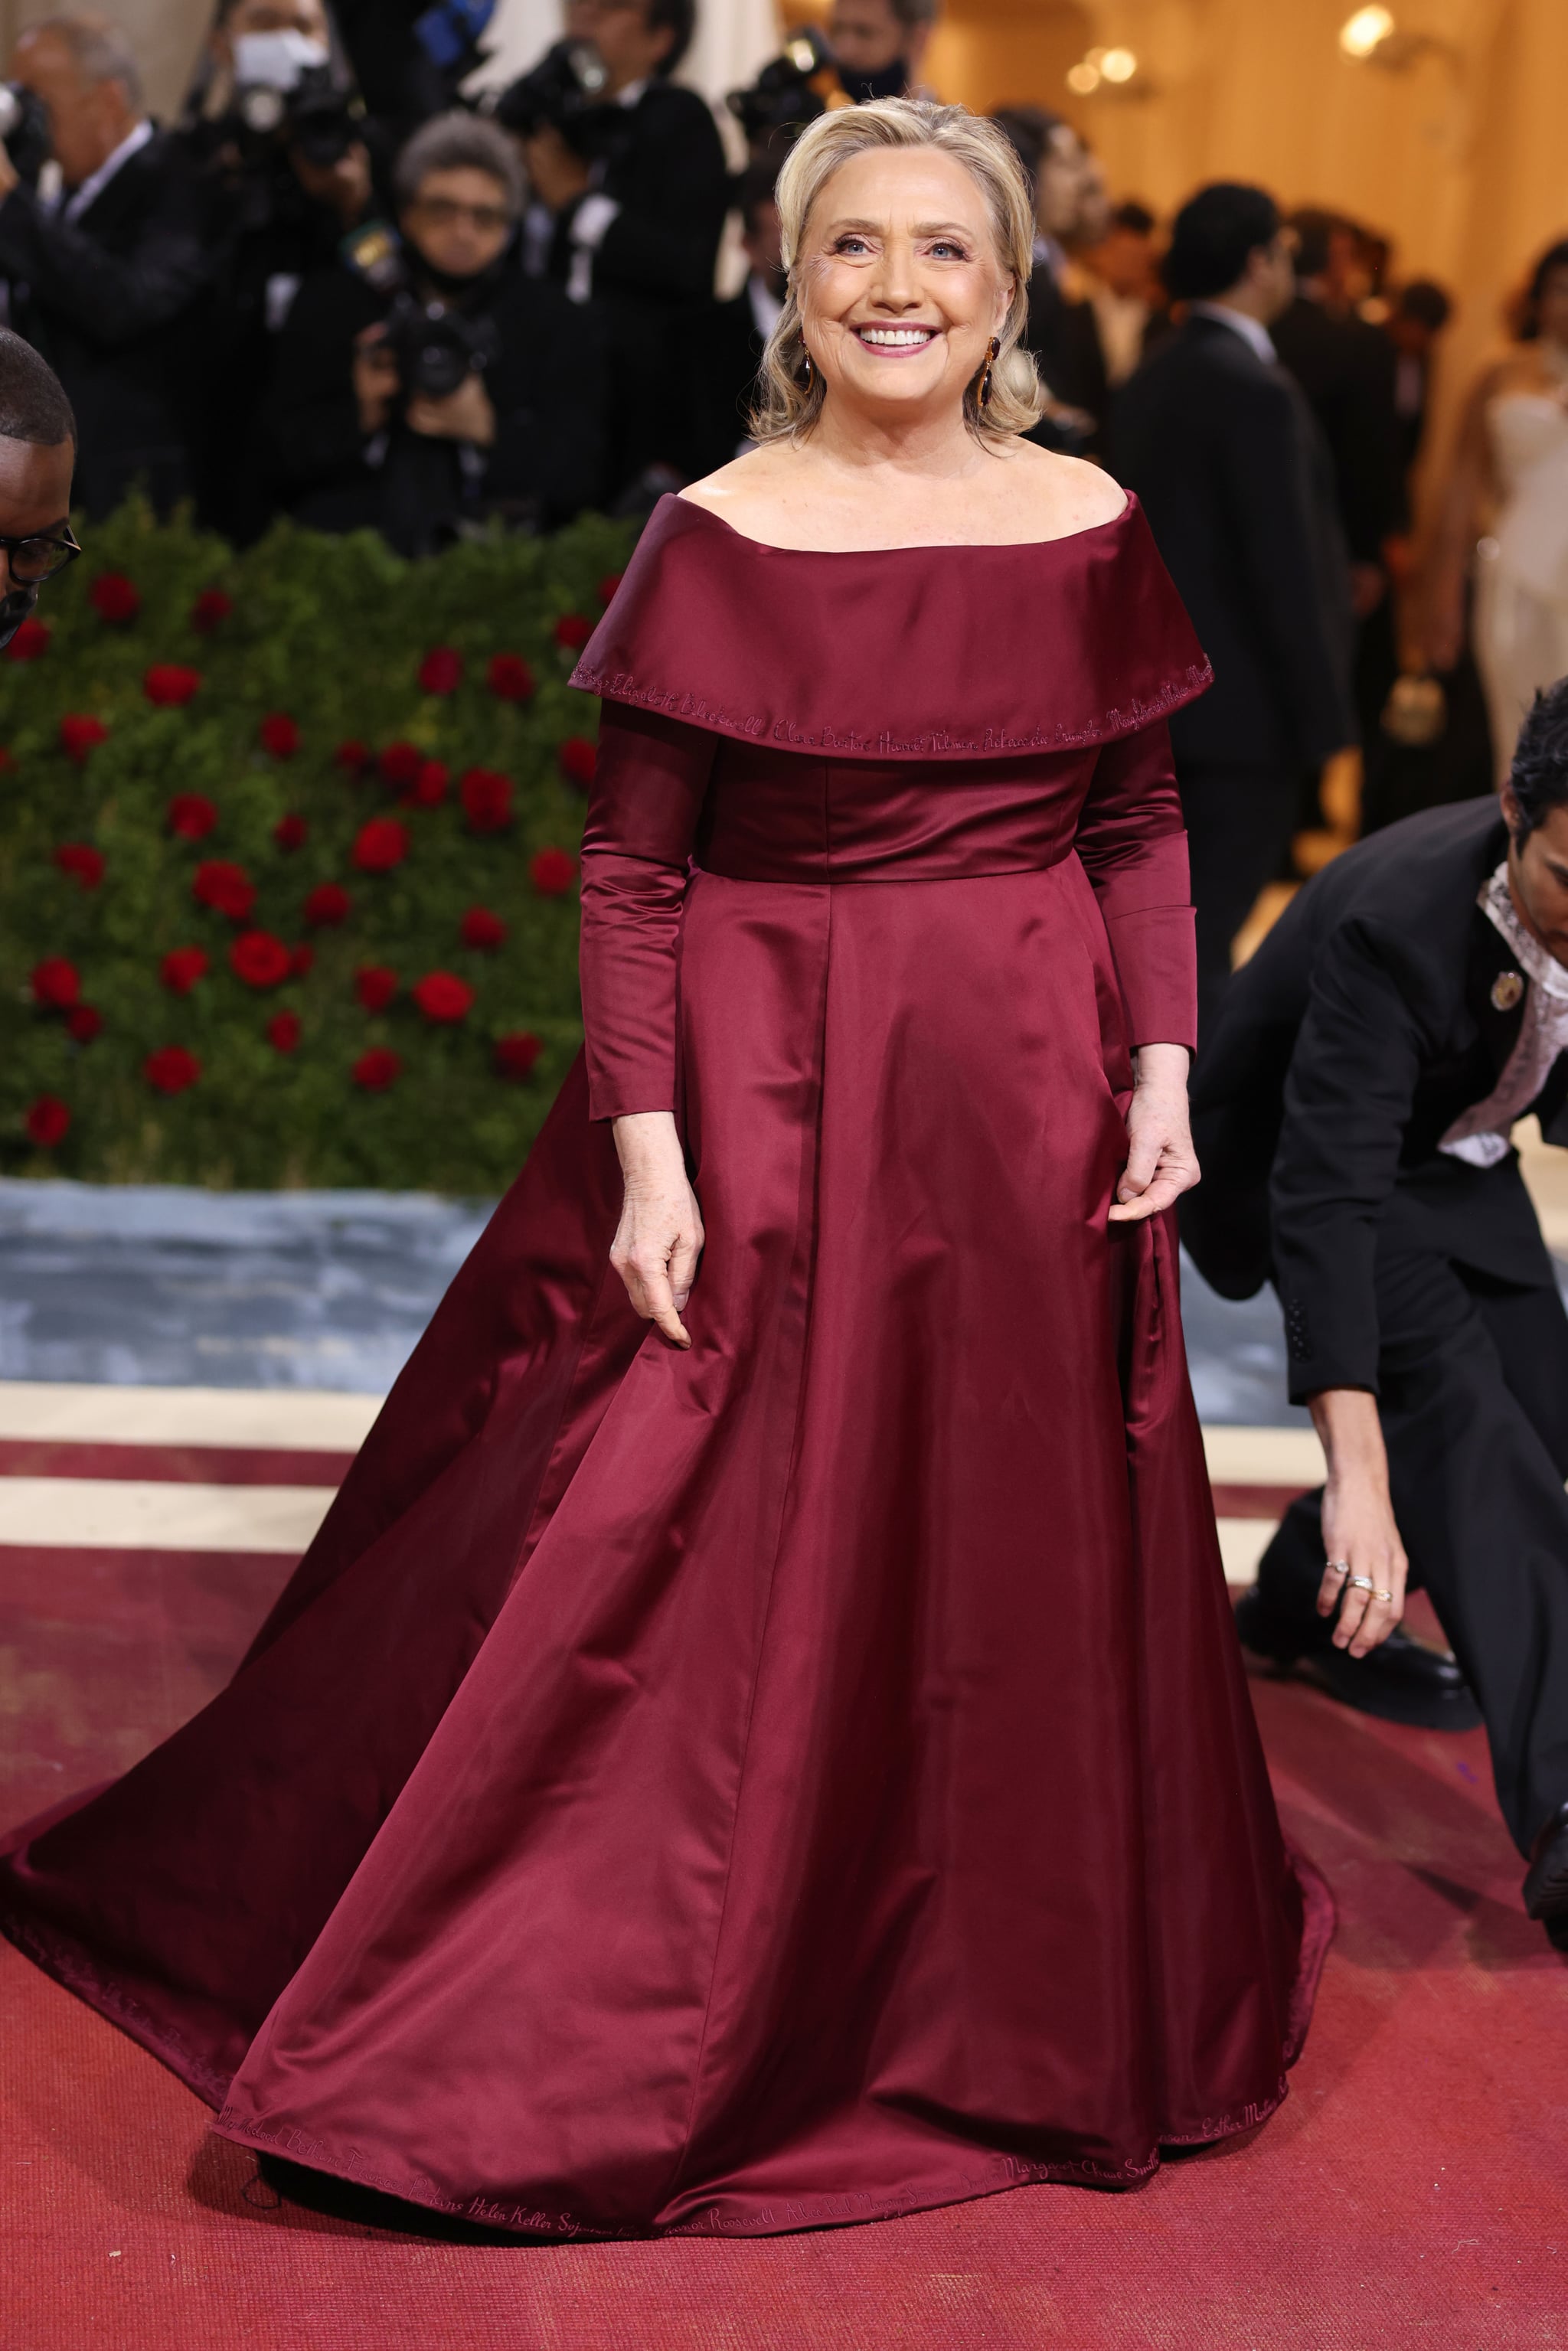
xmin=1272 ymin=210 xmax=1407 ymax=622
xmin=0 ymin=13 xmax=214 ymax=519
xmin=685 ymin=163 xmax=783 ymax=479
xmin=511 ymin=0 xmax=728 ymax=490
xmin=1184 ymin=682 xmax=1568 ymax=1951
xmin=1112 ymin=184 xmax=1356 ymax=1034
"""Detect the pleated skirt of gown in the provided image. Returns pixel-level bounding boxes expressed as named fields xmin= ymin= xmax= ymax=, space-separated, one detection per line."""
xmin=0 ymin=851 xmax=1331 ymax=2238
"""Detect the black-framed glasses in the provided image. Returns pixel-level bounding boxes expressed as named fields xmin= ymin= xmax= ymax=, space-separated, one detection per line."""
xmin=0 ymin=525 xmax=82 ymax=584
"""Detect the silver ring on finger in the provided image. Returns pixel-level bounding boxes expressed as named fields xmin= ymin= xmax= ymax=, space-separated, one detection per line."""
xmin=1325 ymin=1559 xmax=1351 ymax=1578
xmin=1346 ymin=1575 xmax=1377 ymax=1592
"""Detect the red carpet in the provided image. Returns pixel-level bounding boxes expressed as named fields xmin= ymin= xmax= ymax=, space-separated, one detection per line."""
xmin=2 ymin=1545 xmax=1563 ymax=2351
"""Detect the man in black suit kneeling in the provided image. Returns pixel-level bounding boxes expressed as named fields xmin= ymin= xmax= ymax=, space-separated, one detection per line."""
xmin=1184 ymin=681 xmax=1568 ymax=1952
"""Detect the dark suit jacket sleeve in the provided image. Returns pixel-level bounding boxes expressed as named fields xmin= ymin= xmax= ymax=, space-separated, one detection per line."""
xmin=485 ymin=292 xmax=609 ymax=526
xmin=1075 ymin=717 xmax=1197 ymax=1050
xmin=1340 ymin=330 xmax=1408 ymax=553
xmin=1217 ymin=369 xmax=1353 ymax=766
xmin=0 ymin=178 xmax=211 ymax=345
xmin=263 ymin=268 xmax=379 ymax=493
xmin=1269 ymin=917 xmax=1426 ymax=1398
xmin=589 ymin=90 xmax=729 ymax=305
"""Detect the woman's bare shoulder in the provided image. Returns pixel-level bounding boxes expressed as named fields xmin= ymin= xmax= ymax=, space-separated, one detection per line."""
xmin=988 ymin=444 xmax=1129 ymax=537
xmin=678 ymin=448 xmax=798 ymax=521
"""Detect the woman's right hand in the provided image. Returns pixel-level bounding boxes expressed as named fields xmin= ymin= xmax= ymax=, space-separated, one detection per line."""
xmin=610 ymin=1112 xmax=704 ymax=1348
xmin=352 ymin=325 xmax=400 ymax=438
xmin=1424 ymin=572 xmax=1467 ymax=674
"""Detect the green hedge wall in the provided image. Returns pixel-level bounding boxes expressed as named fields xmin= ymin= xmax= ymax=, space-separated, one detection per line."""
xmin=2 ymin=501 xmax=637 ymax=1193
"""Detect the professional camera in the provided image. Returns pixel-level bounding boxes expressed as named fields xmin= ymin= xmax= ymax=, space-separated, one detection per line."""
xmin=727 ymin=29 xmax=838 ymax=149
xmin=491 ymin=40 xmax=618 ymax=152
xmin=382 ymin=287 xmax=498 ymax=403
xmin=0 ymin=81 xmax=52 ymax=187
xmin=233 ymin=61 xmax=365 ymax=168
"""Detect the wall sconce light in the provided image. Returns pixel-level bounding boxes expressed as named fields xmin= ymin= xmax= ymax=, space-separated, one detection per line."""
xmin=1338 ymin=8 xmax=1455 ymax=70
xmin=1340 ymin=5 xmax=1394 ymax=59
xmin=1065 ymin=44 xmax=1142 ymax=96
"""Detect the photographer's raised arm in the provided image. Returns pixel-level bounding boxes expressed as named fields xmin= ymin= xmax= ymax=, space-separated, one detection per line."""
xmin=0 ymin=21 xmax=214 ymax=347
xmin=0 ymin=170 xmax=213 ymax=345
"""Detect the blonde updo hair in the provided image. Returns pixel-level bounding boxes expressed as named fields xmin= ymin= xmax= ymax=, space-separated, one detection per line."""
xmin=750 ymin=97 xmax=1047 ymax=444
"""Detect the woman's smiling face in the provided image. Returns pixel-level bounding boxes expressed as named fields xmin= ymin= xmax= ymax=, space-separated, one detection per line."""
xmin=795 ymin=146 xmax=1013 ymax=421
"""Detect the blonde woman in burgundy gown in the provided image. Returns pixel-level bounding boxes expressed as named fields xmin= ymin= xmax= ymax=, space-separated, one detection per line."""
xmin=0 ymin=102 xmax=1329 ymax=2240
xmin=1429 ymin=237 xmax=1568 ymax=779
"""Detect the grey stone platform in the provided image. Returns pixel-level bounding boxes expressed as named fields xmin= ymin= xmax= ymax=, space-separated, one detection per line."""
xmin=0 ymin=1177 xmax=1304 ymax=1422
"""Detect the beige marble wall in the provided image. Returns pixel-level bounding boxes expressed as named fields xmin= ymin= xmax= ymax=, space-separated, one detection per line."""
xmin=899 ymin=0 xmax=1568 ymax=517
xmin=0 ymin=0 xmax=211 ymax=119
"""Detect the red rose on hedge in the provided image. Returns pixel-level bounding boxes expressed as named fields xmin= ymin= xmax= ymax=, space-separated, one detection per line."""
xmin=353 ymin=817 xmax=410 ymax=873
xmin=145 ymin=664 xmax=203 ymax=707
xmin=54 ymin=842 xmax=104 ymax=890
xmin=67 ymin=1004 xmax=103 ymax=1043
xmin=378 ymin=740 xmax=424 ymax=788
xmin=305 ymin=880 xmax=351 ymax=927
xmin=494 ymin=1030 xmax=542 ymax=1079
xmin=413 ymin=971 xmax=475 ymax=1024
xmin=460 ymin=905 xmax=506 ymax=950
xmin=168 ymin=792 xmax=218 ymax=841
xmin=419 ymin=645 xmax=463 ymax=694
xmin=161 ymin=946 xmax=209 ymax=995
xmin=273 ymin=811 xmax=308 ymax=851
xmin=290 ymin=943 xmax=315 ymax=975
xmin=25 ymin=1095 xmax=70 ymax=1146
xmin=335 ymin=739 xmax=371 ymax=775
xmin=230 ymin=929 xmax=292 ymax=988
xmin=355 ymin=965 xmax=398 ymax=1012
xmin=145 ymin=1046 xmax=201 ymax=1095
xmin=31 ymin=956 xmax=80 ymax=1008
xmin=557 ymin=735 xmax=596 ymax=789
xmin=553 ymin=612 xmax=593 ymax=651
xmin=260 ymin=711 xmax=300 ymax=759
xmin=529 ymin=846 xmax=578 ymax=897
xmin=193 ymin=859 xmax=256 ymax=921
xmin=407 ymin=759 xmax=449 ymax=807
xmin=596 ymin=570 xmax=625 ymax=606
xmin=8 ymin=616 xmax=51 ymax=661
xmin=267 ymin=1011 xmax=302 ymax=1053
xmin=191 ymin=587 xmax=233 ymax=635
xmin=353 ymin=1046 xmax=401 ymax=1091
xmin=60 ymin=713 xmax=108 ymax=761
xmin=486 ymin=652 xmax=534 ymax=703
xmin=89 ymin=571 xmax=140 ymax=623
xmin=459 ymin=766 xmax=512 ymax=832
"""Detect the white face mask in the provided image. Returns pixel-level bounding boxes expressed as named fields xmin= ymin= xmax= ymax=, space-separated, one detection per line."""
xmin=232 ymin=30 xmax=331 ymax=91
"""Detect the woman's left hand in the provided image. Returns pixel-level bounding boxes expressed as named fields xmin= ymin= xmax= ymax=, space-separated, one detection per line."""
xmin=1107 ymin=1043 xmax=1199 ymax=1223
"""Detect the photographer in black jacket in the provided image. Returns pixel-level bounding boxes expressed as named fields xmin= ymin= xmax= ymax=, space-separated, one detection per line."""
xmin=178 ymin=0 xmax=382 ymax=541
xmin=505 ymin=0 xmax=727 ymax=485
xmin=266 ymin=110 xmax=606 ymax=553
xmin=0 ymin=13 xmax=214 ymax=520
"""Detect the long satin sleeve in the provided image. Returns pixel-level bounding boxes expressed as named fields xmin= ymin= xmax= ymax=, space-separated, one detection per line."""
xmin=578 ymin=702 xmax=717 ymax=1122
xmin=1073 ymin=717 xmax=1197 ymax=1053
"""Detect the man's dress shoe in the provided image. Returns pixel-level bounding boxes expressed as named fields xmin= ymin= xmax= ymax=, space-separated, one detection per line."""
xmin=1233 ymin=1587 xmax=1482 ymax=1732
xmin=1523 ymin=1801 xmax=1568 ymax=1950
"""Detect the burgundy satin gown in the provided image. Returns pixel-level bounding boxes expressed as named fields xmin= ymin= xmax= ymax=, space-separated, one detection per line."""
xmin=0 ymin=494 xmax=1331 ymax=2239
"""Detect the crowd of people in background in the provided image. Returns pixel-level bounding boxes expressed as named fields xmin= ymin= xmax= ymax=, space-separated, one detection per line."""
xmin=0 ymin=0 xmax=1564 ymax=929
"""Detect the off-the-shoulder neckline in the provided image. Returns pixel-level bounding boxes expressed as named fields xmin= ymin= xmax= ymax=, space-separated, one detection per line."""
xmin=669 ymin=488 xmax=1136 ymax=557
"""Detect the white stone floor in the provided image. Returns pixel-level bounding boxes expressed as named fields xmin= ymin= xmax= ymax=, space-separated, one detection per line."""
xmin=1 ymin=1125 xmax=1561 ymax=1575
